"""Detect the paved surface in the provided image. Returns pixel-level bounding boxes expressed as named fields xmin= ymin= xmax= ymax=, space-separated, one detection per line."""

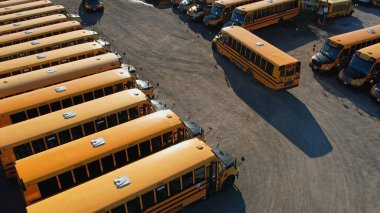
xmin=0 ymin=1 xmax=379 ymax=213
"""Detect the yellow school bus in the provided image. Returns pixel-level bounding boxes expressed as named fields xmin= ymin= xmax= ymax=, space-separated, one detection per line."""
xmin=26 ymin=138 xmax=239 ymax=213
xmin=0 ymin=0 xmax=40 ymax=8
xmin=318 ymin=0 xmax=353 ymax=19
xmin=0 ymin=69 xmax=136 ymax=128
xmin=203 ymin=0 xmax=256 ymax=27
xmin=0 ymin=89 xmax=155 ymax=178
xmin=0 ymin=14 xmax=73 ymax=36
xmin=310 ymin=25 xmax=380 ymax=74
xmin=338 ymin=43 xmax=380 ymax=87
xmin=212 ymin=26 xmax=300 ymax=90
xmin=0 ymin=53 xmax=122 ymax=99
xmin=0 ymin=5 xmax=67 ymax=25
xmin=225 ymin=0 xmax=300 ymax=31
xmin=0 ymin=41 xmax=107 ymax=79
xmin=0 ymin=30 xmax=106 ymax=62
xmin=0 ymin=0 xmax=52 ymax=16
xmin=0 ymin=21 xmax=82 ymax=48
xmin=16 ymin=110 xmax=204 ymax=205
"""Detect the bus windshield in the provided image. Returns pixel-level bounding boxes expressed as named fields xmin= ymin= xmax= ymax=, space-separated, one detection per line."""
xmin=346 ymin=55 xmax=374 ymax=79
xmin=320 ymin=42 xmax=341 ymax=60
xmin=211 ymin=5 xmax=224 ymax=17
xmin=231 ymin=11 xmax=245 ymax=25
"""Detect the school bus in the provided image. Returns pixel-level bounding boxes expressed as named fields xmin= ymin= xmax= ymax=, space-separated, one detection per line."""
xmin=16 ymin=110 xmax=204 ymax=205
xmin=27 ymin=138 xmax=239 ymax=213
xmin=318 ymin=0 xmax=353 ymax=19
xmin=0 ymin=0 xmax=52 ymax=16
xmin=0 ymin=14 xmax=74 ymax=36
xmin=0 ymin=41 xmax=107 ymax=79
xmin=310 ymin=25 xmax=380 ymax=74
xmin=0 ymin=53 xmax=122 ymax=99
xmin=0 ymin=69 xmax=136 ymax=128
xmin=369 ymin=83 xmax=380 ymax=102
xmin=212 ymin=26 xmax=300 ymax=90
xmin=0 ymin=0 xmax=40 ymax=8
xmin=225 ymin=0 xmax=300 ymax=31
xmin=0 ymin=89 xmax=155 ymax=178
xmin=203 ymin=0 xmax=256 ymax=27
xmin=0 ymin=21 xmax=82 ymax=48
xmin=0 ymin=5 xmax=67 ymax=25
xmin=187 ymin=1 xmax=213 ymax=22
xmin=0 ymin=30 xmax=107 ymax=62
xmin=338 ymin=43 xmax=380 ymax=87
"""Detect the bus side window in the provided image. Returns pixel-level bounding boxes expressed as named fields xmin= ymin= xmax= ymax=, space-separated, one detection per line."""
xmin=31 ymin=139 xmax=46 ymax=154
xmin=155 ymin=184 xmax=169 ymax=203
xmin=58 ymin=171 xmax=75 ymax=190
xmin=139 ymin=140 xmax=151 ymax=157
xmin=194 ymin=166 xmax=205 ymax=184
xmin=106 ymin=114 xmax=118 ymax=128
xmin=182 ymin=171 xmax=194 ymax=190
xmin=127 ymin=145 xmax=139 ymax=163
xmin=73 ymin=95 xmax=84 ymax=105
xmin=104 ymin=86 xmax=113 ymax=95
xmin=58 ymin=130 xmax=72 ymax=144
xmin=162 ymin=132 xmax=173 ymax=148
xmin=128 ymin=107 xmax=139 ymax=120
xmin=38 ymin=104 xmax=51 ymax=115
xmin=151 ymin=136 xmax=163 ymax=153
xmin=38 ymin=177 xmax=60 ymax=198
xmin=95 ymin=117 xmax=107 ymax=131
xmin=70 ymin=125 xmax=84 ymax=140
xmin=127 ymin=197 xmax=141 ymax=213
xmin=114 ymin=83 xmax=123 ymax=92
xmin=45 ymin=134 xmax=59 ymax=149
xmin=111 ymin=204 xmax=126 ymax=213
xmin=169 ymin=178 xmax=181 ymax=197
xmin=114 ymin=150 xmax=127 ymax=168
xmin=101 ymin=155 xmax=115 ymax=173
xmin=83 ymin=122 xmax=96 ymax=136
xmin=73 ymin=165 xmax=89 ymax=184
xmin=87 ymin=160 xmax=102 ymax=178
xmin=141 ymin=191 xmax=155 ymax=210
xmin=13 ymin=143 xmax=33 ymax=160
xmin=10 ymin=111 xmax=27 ymax=124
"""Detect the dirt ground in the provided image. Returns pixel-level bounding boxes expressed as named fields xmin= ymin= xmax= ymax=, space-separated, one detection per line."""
xmin=0 ymin=1 xmax=379 ymax=213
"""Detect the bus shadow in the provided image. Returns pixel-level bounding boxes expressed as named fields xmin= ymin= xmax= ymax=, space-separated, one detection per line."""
xmin=214 ymin=54 xmax=333 ymax=158
xmin=172 ymin=7 xmax=219 ymax=42
xmin=0 ymin=168 xmax=25 ymax=213
xmin=313 ymin=74 xmax=380 ymax=119
xmin=354 ymin=4 xmax=380 ymax=16
xmin=183 ymin=186 xmax=245 ymax=213
xmin=78 ymin=4 xmax=104 ymax=26
xmin=318 ymin=15 xmax=364 ymax=36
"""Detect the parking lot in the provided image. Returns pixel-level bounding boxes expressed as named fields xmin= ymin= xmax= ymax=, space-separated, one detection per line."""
xmin=0 ymin=1 xmax=379 ymax=212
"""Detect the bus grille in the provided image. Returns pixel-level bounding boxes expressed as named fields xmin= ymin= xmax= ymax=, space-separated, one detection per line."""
xmin=312 ymin=59 xmax=321 ymax=67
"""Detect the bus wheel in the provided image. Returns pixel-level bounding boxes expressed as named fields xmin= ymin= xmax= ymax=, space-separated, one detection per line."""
xmin=211 ymin=42 xmax=217 ymax=52
xmin=221 ymin=176 xmax=235 ymax=191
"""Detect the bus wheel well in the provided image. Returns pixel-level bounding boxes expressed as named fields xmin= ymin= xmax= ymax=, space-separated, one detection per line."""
xmin=221 ymin=175 xmax=235 ymax=191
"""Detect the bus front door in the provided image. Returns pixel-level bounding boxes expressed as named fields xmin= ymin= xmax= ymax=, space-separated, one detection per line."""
xmin=206 ymin=161 xmax=217 ymax=196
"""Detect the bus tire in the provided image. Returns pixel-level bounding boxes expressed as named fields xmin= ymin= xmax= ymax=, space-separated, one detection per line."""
xmin=221 ymin=176 xmax=235 ymax=191
xmin=212 ymin=42 xmax=217 ymax=52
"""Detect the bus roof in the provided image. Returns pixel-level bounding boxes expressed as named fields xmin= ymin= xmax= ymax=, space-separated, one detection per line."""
xmin=329 ymin=25 xmax=380 ymax=46
xmin=0 ymin=89 xmax=149 ymax=149
xmin=0 ymin=0 xmax=52 ymax=15
xmin=0 ymin=5 xmax=66 ymax=23
xmin=237 ymin=0 xmax=294 ymax=12
xmin=0 ymin=41 xmax=104 ymax=76
xmin=221 ymin=26 xmax=298 ymax=65
xmin=358 ymin=43 xmax=380 ymax=60
xmin=0 ymin=68 xmax=132 ymax=116
xmin=0 ymin=30 xmax=98 ymax=58
xmin=0 ymin=14 xmax=68 ymax=35
xmin=16 ymin=110 xmax=184 ymax=185
xmin=0 ymin=21 xmax=81 ymax=45
xmin=0 ymin=53 xmax=120 ymax=98
xmin=214 ymin=0 xmax=252 ymax=6
xmin=0 ymin=0 xmax=40 ymax=8
xmin=26 ymin=138 xmax=214 ymax=213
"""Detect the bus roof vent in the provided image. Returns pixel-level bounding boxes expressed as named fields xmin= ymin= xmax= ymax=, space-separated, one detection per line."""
xmin=196 ymin=145 xmax=204 ymax=150
xmin=114 ymin=175 xmax=131 ymax=189
xmin=47 ymin=68 xmax=57 ymax=74
xmin=13 ymin=23 xmax=21 ymax=26
xmin=15 ymin=13 xmax=22 ymax=16
xmin=266 ymin=0 xmax=273 ymax=2
xmin=367 ymin=29 xmax=376 ymax=34
xmin=37 ymin=55 xmax=46 ymax=59
xmin=255 ymin=42 xmax=264 ymax=46
xmin=31 ymin=41 xmax=40 ymax=45
xmin=25 ymin=30 xmax=33 ymax=34
xmin=166 ymin=114 xmax=173 ymax=119
xmin=63 ymin=111 xmax=76 ymax=119
xmin=91 ymin=137 xmax=106 ymax=148
xmin=4 ymin=7 xmax=11 ymax=10
xmin=55 ymin=86 xmax=67 ymax=93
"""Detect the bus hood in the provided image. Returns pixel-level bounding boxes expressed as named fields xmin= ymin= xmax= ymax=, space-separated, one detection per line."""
xmin=212 ymin=149 xmax=236 ymax=169
xmin=183 ymin=121 xmax=203 ymax=137
xmin=313 ymin=52 xmax=334 ymax=64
